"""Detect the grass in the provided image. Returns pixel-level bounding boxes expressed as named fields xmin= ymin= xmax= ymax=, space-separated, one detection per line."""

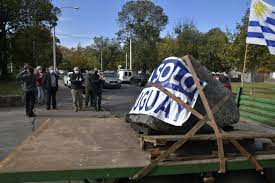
xmin=0 ymin=80 xmax=22 ymax=96
xmin=232 ymin=82 xmax=275 ymax=100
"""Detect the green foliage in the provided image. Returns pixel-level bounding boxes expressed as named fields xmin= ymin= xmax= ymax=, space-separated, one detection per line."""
xmin=198 ymin=28 xmax=233 ymax=72
xmin=0 ymin=0 xmax=59 ymax=78
xmin=175 ymin=21 xmax=202 ymax=58
xmin=11 ymin=25 xmax=56 ymax=68
xmin=117 ymin=0 xmax=168 ymax=71
xmin=158 ymin=35 xmax=179 ymax=61
xmin=58 ymin=36 xmax=124 ymax=71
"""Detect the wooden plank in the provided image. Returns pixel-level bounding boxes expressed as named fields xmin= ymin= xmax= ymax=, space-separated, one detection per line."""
xmin=184 ymin=55 xmax=226 ymax=173
xmin=131 ymin=91 xmax=230 ymax=180
xmin=142 ymin=130 xmax=275 ymax=142
xmin=148 ymin=79 xmax=263 ymax=175
xmin=222 ymin=131 xmax=263 ymax=172
xmin=0 ymin=118 xmax=150 ymax=173
xmin=0 ymin=118 xmax=52 ymax=169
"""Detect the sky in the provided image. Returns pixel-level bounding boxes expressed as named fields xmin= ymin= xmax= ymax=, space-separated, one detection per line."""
xmin=52 ymin=0 xmax=275 ymax=48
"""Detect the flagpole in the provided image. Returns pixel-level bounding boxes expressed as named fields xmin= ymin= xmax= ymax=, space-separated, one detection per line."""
xmin=241 ymin=43 xmax=249 ymax=87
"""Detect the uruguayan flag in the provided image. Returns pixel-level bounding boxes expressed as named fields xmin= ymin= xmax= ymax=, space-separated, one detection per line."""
xmin=247 ymin=0 xmax=275 ymax=54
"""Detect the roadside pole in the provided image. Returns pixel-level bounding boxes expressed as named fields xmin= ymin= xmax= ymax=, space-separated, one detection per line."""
xmin=130 ymin=38 xmax=132 ymax=70
xmin=241 ymin=44 xmax=249 ymax=87
xmin=126 ymin=53 xmax=128 ymax=70
xmin=53 ymin=26 xmax=56 ymax=71
xmin=100 ymin=51 xmax=103 ymax=71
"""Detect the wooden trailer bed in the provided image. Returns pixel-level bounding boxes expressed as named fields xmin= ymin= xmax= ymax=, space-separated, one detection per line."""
xmin=0 ymin=117 xmax=275 ymax=183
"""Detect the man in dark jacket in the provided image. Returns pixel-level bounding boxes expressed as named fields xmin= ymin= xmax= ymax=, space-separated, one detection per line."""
xmin=43 ymin=66 xmax=59 ymax=110
xmin=91 ymin=69 xmax=103 ymax=111
xmin=17 ymin=66 xmax=37 ymax=117
xmin=84 ymin=71 xmax=94 ymax=108
xmin=70 ymin=67 xmax=84 ymax=111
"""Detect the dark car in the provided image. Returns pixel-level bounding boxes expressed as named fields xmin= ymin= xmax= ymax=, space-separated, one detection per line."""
xmin=129 ymin=73 xmax=150 ymax=87
xmin=212 ymin=73 xmax=232 ymax=91
xmin=103 ymin=71 xmax=122 ymax=89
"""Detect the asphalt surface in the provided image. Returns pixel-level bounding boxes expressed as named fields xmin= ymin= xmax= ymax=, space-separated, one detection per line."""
xmin=102 ymin=84 xmax=143 ymax=117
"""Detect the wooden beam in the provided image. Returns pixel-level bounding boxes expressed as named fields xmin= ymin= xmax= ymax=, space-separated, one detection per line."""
xmin=184 ymin=55 xmax=226 ymax=173
xmin=148 ymin=80 xmax=263 ymax=174
xmin=131 ymin=91 xmax=230 ymax=180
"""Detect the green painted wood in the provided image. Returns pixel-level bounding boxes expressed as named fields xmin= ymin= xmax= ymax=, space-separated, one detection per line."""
xmin=240 ymin=95 xmax=275 ymax=105
xmin=239 ymin=100 xmax=275 ymax=113
xmin=239 ymin=106 xmax=275 ymax=119
xmin=240 ymin=110 xmax=274 ymax=125
xmin=239 ymin=92 xmax=275 ymax=125
xmin=0 ymin=157 xmax=275 ymax=183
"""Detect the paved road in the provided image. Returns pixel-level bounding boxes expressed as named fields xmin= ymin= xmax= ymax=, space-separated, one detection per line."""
xmin=102 ymin=84 xmax=143 ymax=117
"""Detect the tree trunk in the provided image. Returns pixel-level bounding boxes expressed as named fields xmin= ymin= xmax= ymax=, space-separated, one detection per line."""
xmin=0 ymin=23 xmax=8 ymax=79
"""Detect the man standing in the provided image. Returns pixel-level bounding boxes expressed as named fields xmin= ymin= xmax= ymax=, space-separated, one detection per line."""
xmin=36 ymin=66 xmax=45 ymax=105
xmin=70 ymin=67 xmax=84 ymax=111
xmin=43 ymin=66 xmax=59 ymax=110
xmin=17 ymin=66 xmax=37 ymax=117
xmin=91 ymin=69 xmax=103 ymax=111
xmin=84 ymin=71 xmax=94 ymax=108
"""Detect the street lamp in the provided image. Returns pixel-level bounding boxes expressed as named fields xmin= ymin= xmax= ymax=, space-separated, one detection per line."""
xmin=53 ymin=6 xmax=79 ymax=71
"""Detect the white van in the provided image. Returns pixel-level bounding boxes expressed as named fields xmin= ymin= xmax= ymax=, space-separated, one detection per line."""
xmin=117 ymin=69 xmax=133 ymax=83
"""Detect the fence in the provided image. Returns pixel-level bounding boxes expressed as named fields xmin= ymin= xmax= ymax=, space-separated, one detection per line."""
xmin=236 ymin=88 xmax=275 ymax=126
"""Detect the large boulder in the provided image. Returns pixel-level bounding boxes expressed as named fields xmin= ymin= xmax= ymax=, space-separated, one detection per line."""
xmin=129 ymin=56 xmax=239 ymax=134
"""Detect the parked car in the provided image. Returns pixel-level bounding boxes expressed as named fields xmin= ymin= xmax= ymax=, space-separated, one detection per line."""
xmin=117 ymin=69 xmax=133 ymax=83
xmin=129 ymin=73 xmax=150 ymax=87
xmin=63 ymin=72 xmax=73 ymax=87
xmin=212 ymin=73 xmax=232 ymax=91
xmin=103 ymin=71 xmax=122 ymax=89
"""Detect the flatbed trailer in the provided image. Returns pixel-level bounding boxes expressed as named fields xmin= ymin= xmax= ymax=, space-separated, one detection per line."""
xmin=0 ymin=117 xmax=275 ymax=183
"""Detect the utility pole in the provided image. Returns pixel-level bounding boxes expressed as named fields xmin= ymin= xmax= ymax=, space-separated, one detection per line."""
xmin=130 ymin=38 xmax=132 ymax=70
xmin=125 ymin=53 xmax=128 ymax=70
xmin=100 ymin=50 xmax=103 ymax=71
xmin=53 ymin=26 xmax=56 ymax=71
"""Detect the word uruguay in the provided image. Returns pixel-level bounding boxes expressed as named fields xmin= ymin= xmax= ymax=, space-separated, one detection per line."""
xmin=130 ymin=57 xmax=206 ymax=126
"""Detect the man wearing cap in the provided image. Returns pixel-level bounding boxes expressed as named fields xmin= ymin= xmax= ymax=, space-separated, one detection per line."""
xmin=43 ymin=66 xmax=59 ymax=110
xmin=70 ymin=67 xmax=85 ymax=111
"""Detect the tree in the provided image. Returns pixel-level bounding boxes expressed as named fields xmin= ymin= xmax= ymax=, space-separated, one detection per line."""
xmin=0 ymin=0 xmax=59 ymax=78
xmin=158 ymin=35 xmax=179 ymax=61
xmin=117 ymin=0 xmax=168 ymax=71
xmin=174 ymin=20 xmax=202 ymax=58
xmin=198 ymin=28 xmax=233 ymax=72
xmin=93 ymin=36 xmax=123 ymax=70
xmin=11 ymin=25 xmax=57 ymax=68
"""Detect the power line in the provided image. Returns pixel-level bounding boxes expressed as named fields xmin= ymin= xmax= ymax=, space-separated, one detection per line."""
xmin=56 ymin=33 xmax=93 ymax=39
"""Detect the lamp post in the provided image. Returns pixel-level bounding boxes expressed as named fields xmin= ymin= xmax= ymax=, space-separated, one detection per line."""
xmin=53 ymin=6 xmax=79 ymax=71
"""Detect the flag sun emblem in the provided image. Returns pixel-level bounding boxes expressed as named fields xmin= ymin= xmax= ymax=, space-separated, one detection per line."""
xmin=254 ymin=1 xmax=266 ymax=17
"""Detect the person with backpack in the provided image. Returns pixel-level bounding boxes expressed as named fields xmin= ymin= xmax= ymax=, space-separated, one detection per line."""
xmin=43 ymin=66 xmax=59 ymax=110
